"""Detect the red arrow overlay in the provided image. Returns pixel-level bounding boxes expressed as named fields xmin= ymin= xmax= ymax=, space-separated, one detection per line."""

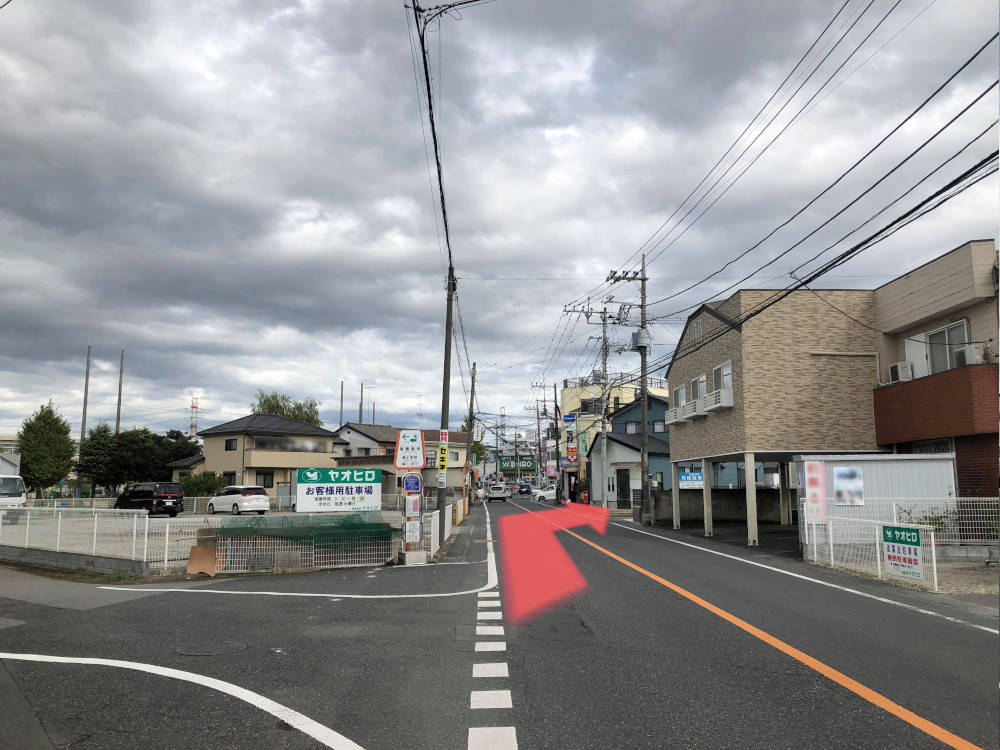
xmin=499 ymin=503 xmax=609 ymax=626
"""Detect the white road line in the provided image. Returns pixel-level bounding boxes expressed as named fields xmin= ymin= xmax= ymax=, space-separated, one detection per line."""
xmin=477 ymin=611 xmax=503 ymax=621
xmin=0 ymin=652 xmax=365 ymax=750
xmin=611 ymin=522 xmax=1000 ymax=636
xmin=476 ymin=625 xmax=505 ymax=636
xmin=475 ymin=642 xmax=506 ymax=652
xmin=473 ymin=663 xmax=509 ymax=678
xmin=478 ymin=592 xmax=500 ymax=598
xmin=470 ymin=690 xmax=512 ymax=709
xmin=468 ymin=726 xmax=518 ymax=749
xmin=98 ymin=504 xmax=500 ymax=601
xmin=477 ymin=600 xmax=501 ymax=608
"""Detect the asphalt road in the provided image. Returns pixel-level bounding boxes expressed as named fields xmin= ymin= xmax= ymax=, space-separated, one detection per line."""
xmin=0 ymin=500 xmax=996 ymax=749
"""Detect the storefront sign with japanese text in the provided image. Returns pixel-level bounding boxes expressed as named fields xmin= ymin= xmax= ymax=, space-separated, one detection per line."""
xmin=296 ymin=468 xmax=381 ymax=512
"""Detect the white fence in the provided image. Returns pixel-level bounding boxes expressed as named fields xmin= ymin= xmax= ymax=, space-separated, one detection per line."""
xmin=803 ymin=515 xmax=937 ymax=591
xmin=890 ymin=497 xmax=998 ymax=546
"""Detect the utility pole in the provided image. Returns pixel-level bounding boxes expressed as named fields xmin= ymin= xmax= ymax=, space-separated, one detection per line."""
xmin=359 ymin=383 xmax=364 ymax=424
xmin=114 ymin=350 xmax=125 ymax=435
xmin=514 ymin=431 xmax=519 ymax=483
xmin=553 ymin=383 xmax=562 ymax=502
xmin=600 ymin=308 xmax=609 ymax=508
xmin=339 ymin=380 xmax=344 ymax=428
xmin=607 ymin=255 xmax=651 ymax=521
xmin=372 ymin=402 xmax=375 ymax=424
xmin=535 ymin=404 xmax=542 ymax=486
xmin=464 ymin=363 xmax=476 ymax=503
xmin=80 ymin=344 xmax=91 ymax=447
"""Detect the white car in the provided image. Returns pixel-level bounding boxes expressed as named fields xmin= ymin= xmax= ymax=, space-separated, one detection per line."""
xmin=207 ymin=486 xmax=270 ymax=515
xmin=0 ymin=474 xmax=27 ymax=510
xmin=485 ymin=484 xmax=508 ymax=503
xmin=535 ymin=484 xmax=558 ymax=503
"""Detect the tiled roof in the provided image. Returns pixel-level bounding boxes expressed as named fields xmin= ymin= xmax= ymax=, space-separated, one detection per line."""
xmin=199 ymin=414 xmax=338 ymax=437
xmin=588 ymin=432 xmax=670 ymax=456
xmin=165 ymin=453 xmax=205 ymax=469
xmin=337 ymin=423 xmax=402 ymax=444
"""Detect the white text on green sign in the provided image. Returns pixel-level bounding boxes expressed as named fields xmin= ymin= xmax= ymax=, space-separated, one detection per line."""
xmin=882 ymin=525 xmax=920 ymax=546
xmin=298 ymin=469 xmax=382 ymax=484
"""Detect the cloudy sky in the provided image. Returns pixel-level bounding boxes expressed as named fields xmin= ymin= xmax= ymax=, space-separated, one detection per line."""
xmin=1 ymin=0 xmax=996 ymax=441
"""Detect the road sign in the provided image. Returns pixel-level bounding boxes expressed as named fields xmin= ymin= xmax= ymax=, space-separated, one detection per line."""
xmin=403 ymin=472 xmax=422 ymax=494
xmin=563 ymin=414 xmax=576 ymax=423
xmin=394 ymin=429 xmax=426 ymax=470
xmin=296 ymin=468 xmax=381 ymax=513
xmin=679 ymin=471 xmax=703 ymax=489
xmin=882 ymin=524 xmax=924 ymax=582
xmin=474 ymin=423 xmax=484 ymax=442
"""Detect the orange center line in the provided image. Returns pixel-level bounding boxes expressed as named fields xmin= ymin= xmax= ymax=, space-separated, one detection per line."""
xmin=507 ymin=500 xmax=981 ymax=750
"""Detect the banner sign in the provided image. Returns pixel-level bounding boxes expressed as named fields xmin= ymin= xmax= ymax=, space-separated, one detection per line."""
xmin=499 ymin=457 xmax=537 ymax=471
xmin=678 ymin=471 xmax=703 ymax=489
xmin=833 ymin=466 xmax=864 ymax=506
xmin=296 ymin=468 xmax=381 ymax=513
xmin=546 ymin=465 xmax=558 ymax=477
xmin=882 ymin=525 xmax=923 ymax=581
xmin=405 ymin=495 xmax=420 ymax=516
xmin=405 ymin=520 xmax=422 ymax=543
xmin=803 ymin=461 xmax=826 ymax=523
xmin=394 ymin=429 xmax=426 ymax=470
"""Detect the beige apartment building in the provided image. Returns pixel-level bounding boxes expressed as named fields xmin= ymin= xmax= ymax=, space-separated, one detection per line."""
xmin=665 ymin=239 xmax=998 ymax=545
xmin=558 ymin=373 xmax=670 ymax=497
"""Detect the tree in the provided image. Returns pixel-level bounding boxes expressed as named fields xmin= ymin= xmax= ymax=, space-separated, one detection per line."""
xmin=17 ymin=402 xmax=75 ymax=496
xmin=76 ymin=423 xmax=123 ymax=497
xmin=114 ymin=427 xmax=163 ymax=484
xmin=180 ymin=472 xmax=228 ymax=497
xmin=249 ymin=390 xmax=322 ymax=426
xmin=154 ymin=430 xmax=200 ymax=480
xmin=461 ymin=415 xmax=485 ymax=465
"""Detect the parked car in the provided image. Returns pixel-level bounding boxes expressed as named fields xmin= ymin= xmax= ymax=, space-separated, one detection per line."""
xmin=115 ymin=482 xmax=184 ymax=516
xmin=517 ymin=482 xmax=532 ymax=495
xmin=485 ymin=484 xmax=508 ymax=503
xmin=535 ymin=484 xmax=557 ymax=503
xmin=0 ymin=474 xmax=26 ymax=510
xmin=207 ymin=486 xmax=270 ymax=515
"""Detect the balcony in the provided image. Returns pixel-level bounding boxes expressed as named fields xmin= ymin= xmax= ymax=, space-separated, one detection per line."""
xmin=664 ymin=407 xmax=685 ymax=425
xmin=680 ymin=400 xmax=706 ymax=420
xmin=702 ymin=388 xmax=734 ymax=412
xmin=873 ymin=364 xmax=998 ymax=445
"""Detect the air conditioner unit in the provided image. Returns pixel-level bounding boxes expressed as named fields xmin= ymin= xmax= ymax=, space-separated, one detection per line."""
xmin=888 ymin=361 xmax=913 ymax=383
xmin=954 ymin=344 xmax=985 ymax=367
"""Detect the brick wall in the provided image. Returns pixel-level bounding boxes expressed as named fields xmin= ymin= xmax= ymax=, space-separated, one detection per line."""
xmin=955 ymin=433 xmax=999 ymax=497
xmin=874 ymin=364 xmax=999 ymax=444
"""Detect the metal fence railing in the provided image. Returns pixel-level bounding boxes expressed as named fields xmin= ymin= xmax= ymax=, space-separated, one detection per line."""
xmin=803 ymin=515 xmax=938 ymax=591
xmin=892 ymin=497 xmax=999 ymax=545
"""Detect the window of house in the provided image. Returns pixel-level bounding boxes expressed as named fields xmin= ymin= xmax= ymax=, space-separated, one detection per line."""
xmin=712 ymin=361 xmax=733 ymax=391
xmin=926 ymin=321 xmax=968 ymax=374
xmin=625 ymin=421 xmax=639 ymax=434
xmin=222 ymin=472 xmax=236 ymax=485
xmin=256 ymin=471 xmax=274 ymax=488
xmin=225 ymin=438 xmax=237 ymax=451
xmin=691 ymin=319 xmax=703 ymax=344
xmin=359 ymin=448 xmax=370 ymax=457
xmin=344 ymin=449 xmax=352 ymax=457
xmin=653 ymin=421 xmax=665 ymax=433
xmin=690 ymin=375 xmax=706 ymax=400
xmin=672 ymin=385 xmax=687 ymax=406
xmin=449 ymin=450 xmax=459 ymax=461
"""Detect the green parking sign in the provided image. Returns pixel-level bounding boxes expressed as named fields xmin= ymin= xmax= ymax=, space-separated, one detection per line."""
xmin=882 ymin=525 xmax=920 ymax=546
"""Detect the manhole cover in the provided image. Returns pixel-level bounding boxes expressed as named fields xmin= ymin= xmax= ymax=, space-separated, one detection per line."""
xmin=176 ymin=642 xmax=248 ymax=656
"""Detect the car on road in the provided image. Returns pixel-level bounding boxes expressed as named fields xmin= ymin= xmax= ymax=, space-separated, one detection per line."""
xmin=207 ymin=485 xmax=270 ymax=515
xmin=485 ymin=483 xmax=508 ymax=503
xmin=535 ymin=484 xmax=558 ymax=503
xmin=115 ymin=482 xmax=184 ymax=516
xmin=517 ymin=482 xmax=532 ymax=495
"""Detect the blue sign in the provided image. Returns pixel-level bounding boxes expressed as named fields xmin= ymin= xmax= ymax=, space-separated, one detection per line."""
xmin=679 ymin=471 xmax=704 ymax=489
xmin=563 ymin=414 xmax=576 ymax=422
xmin=403 ymin=473 xmax=422 ymax=493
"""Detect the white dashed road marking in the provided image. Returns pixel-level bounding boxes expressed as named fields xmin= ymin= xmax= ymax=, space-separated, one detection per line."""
xmin=478 ymin=600 xmax=501 ymax=608
xmin=470 ymin=690 xmax=513 ymax=709
xmin=468 ymin=726 xmax=518 ymax=749
xmin=473 ymin=663 xmax=509 ymax=678
xmin=475 ymin=642 xmax=506 ymax=652
xmin=476 ymin=625 xmax=505 ymax=636
xmin=478 ymin=591 xmax=500 ymax=598
xmin=477 ymin=611 xmax=503 ymax=621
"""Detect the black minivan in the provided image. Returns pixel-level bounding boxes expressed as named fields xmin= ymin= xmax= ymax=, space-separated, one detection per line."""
xmin=115 ymin=482 xmax=184 ymax=516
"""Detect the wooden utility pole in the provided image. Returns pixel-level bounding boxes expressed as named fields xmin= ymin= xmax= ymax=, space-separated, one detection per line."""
xmin=114 ymin=350 xmax=125 ymax=435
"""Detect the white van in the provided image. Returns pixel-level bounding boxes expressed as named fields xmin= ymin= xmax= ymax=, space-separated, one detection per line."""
xmin=0 ymin=474 xmax=27 ymax=509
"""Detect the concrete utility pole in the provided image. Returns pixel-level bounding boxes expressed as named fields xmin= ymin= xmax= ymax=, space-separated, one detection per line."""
xmin=514 ymin=431 xmax=519 ymax=483
xmin=372 ymin=402 xmax=375 ymax=424
xmin=535 ymin=404 xmax=542 ymax=485
xmin=115 ymin=350 xmax=125 ymax=435
xmin=359 ymin=383 xmax=364 ymax=424
xmin=600 ymin=308 xmax=609 ymax=508
xmin=553 ymin=383 xmax=562 ymax=502
xmin=339 ymin=380 xmax=344 ymax=428
xmin=80 ymin=344 xmax=91 ymax=447
xmin=607 ymin=254 xmax=652 ymax=521
xmin=464 ymin=363 xmax=476 ymax=502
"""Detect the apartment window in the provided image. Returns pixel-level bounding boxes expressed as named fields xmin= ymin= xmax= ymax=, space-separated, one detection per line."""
xmin=256 ymin=471 xmax=274 ymax=488
xmin=691 ymin=319 xmax=703 ymax=344
xmin=222 ymin=472 xmax=236 ymax=484
xmin=224 ymin=438 xmax=237 ymax=451
xmin=690 ymin=375 xmax=706 ymax=400
xmin=672 ymin=385 xmax=687 ymax=406
xmin=712 ymin=361 xmax=733 ymax=391
xmin=927 ymin=321 xmax=968 ymax=374
xmin=653 ymin=421 xmax=665 ymax=433
xmin=625 ymin=421 xmax=640 ymax=434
